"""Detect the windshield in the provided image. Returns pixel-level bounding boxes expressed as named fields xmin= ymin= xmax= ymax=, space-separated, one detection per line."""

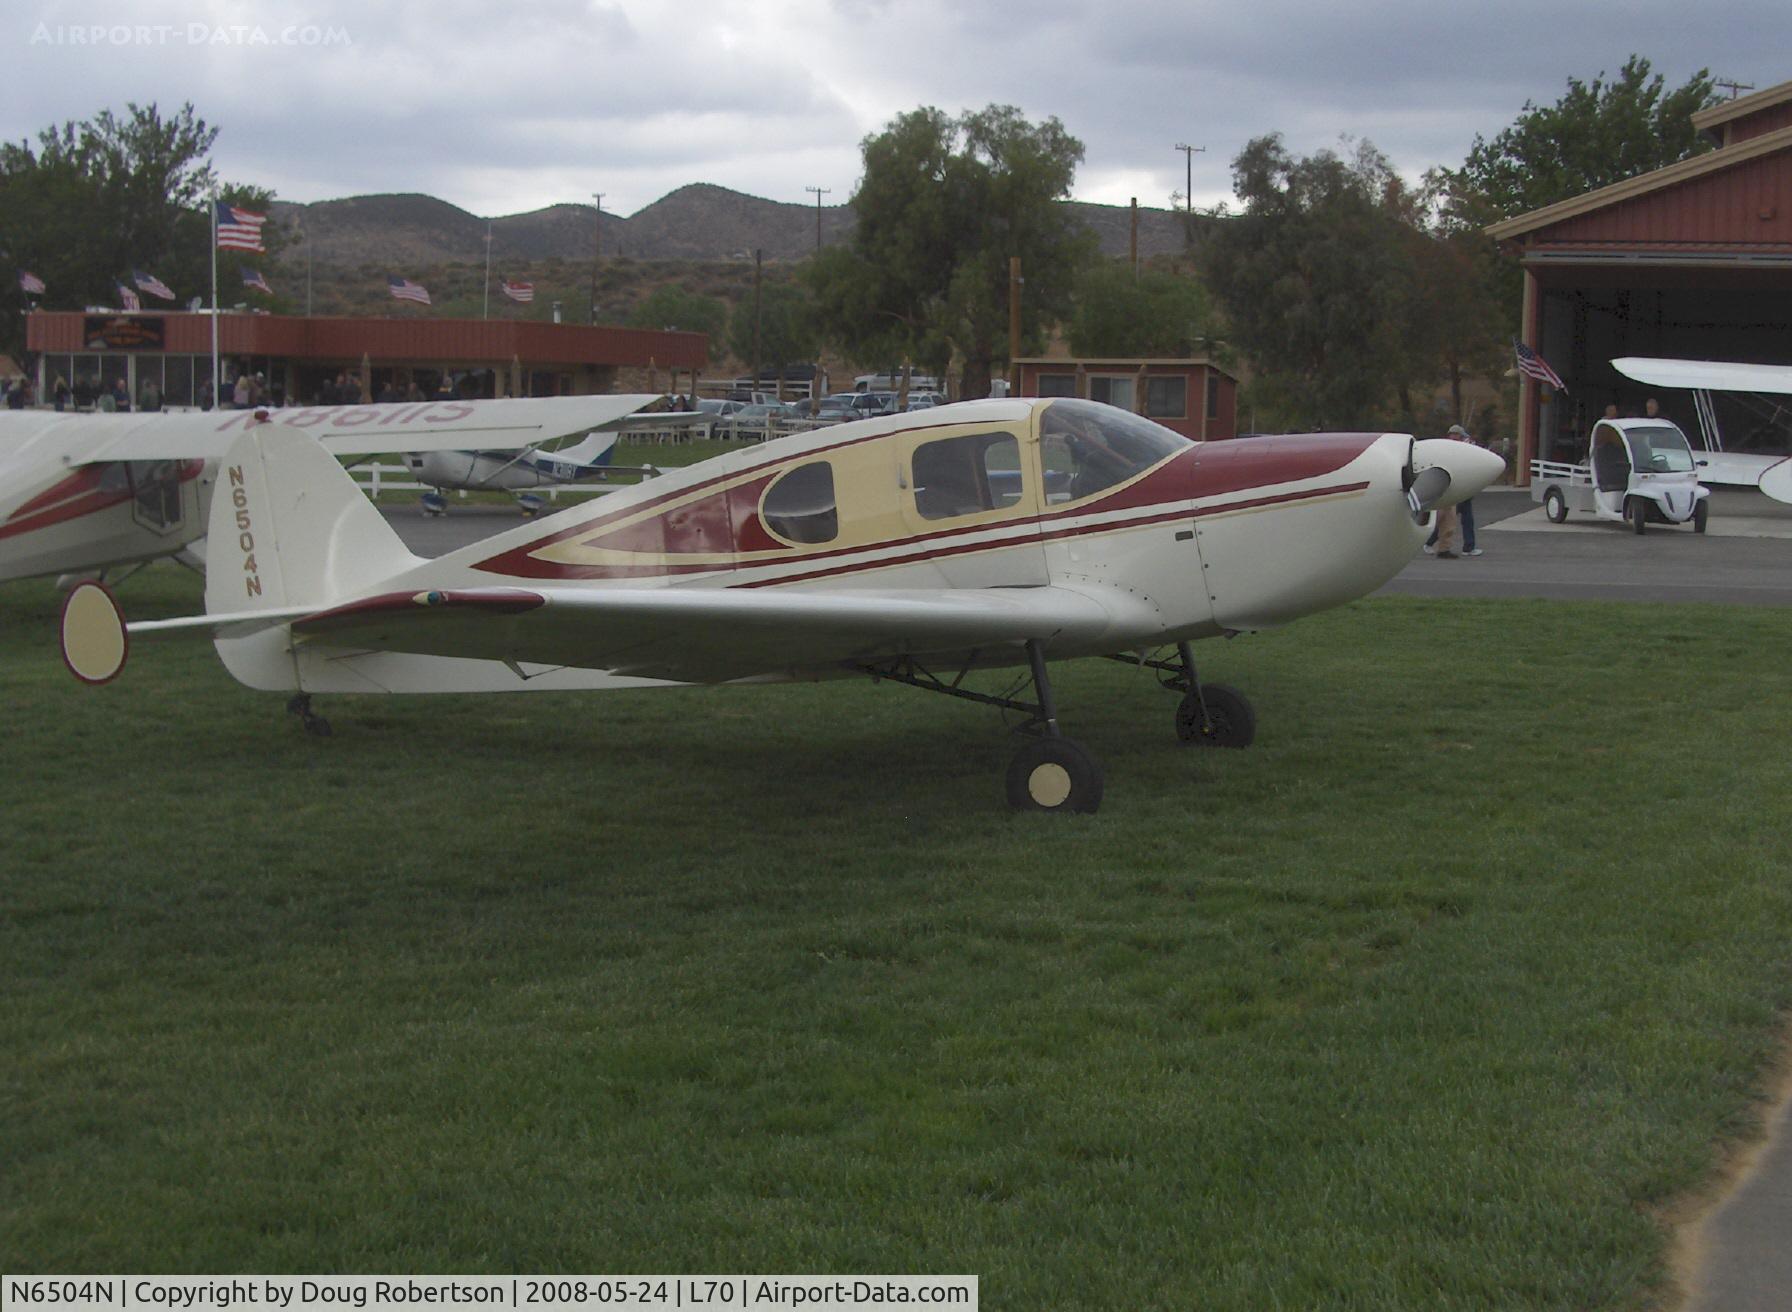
xmin=1627 ymin=424 xmax=1695 ymax=473
xmin=1040 ymin=398 xmax=1191 ymax=502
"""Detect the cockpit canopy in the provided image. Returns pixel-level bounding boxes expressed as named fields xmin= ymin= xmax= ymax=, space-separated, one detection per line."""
xmin=1040 ymin=398 xmax=1191 ymax=502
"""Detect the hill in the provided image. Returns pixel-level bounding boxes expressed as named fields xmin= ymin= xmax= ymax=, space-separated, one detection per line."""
xmin=270 ymin=184 xmax=1193 ymax=268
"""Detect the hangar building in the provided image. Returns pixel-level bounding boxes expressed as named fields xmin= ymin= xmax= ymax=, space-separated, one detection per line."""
xmin=1488 ymin=77 xmax=1792 ymax=477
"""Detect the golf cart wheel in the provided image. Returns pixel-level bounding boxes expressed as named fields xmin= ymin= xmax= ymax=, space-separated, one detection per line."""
xmin=1006 ymin=737 xmax=1103 ymax=814
xmin=1629 ymin=498 xmax=1648 ymax=535
xmin=1693 ymin=500 xmax=1709 ymax=534
xmin=1176 ymin=684 xmax=1257 ymax=749
xmin=1543 ymin=487 xmax=1568 ymax=523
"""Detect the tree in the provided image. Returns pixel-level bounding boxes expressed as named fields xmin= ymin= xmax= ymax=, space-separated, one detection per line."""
xmin=807 ymin=105 xmax=1096 ymax=398
xmin=1445 ymin=57 xmax=1716 ymax=222
xmin=0 ymin=103 xmax=278 ymax=361
xmin=1067 ymin=262 xmax=1220 ymax=359
xmin=1199 ymin=134 xmax=1423 ymax=427
xmin=727 ymin=282 xmax=818 ymax=393
xmin=625 ymin=285 xmax=727 ymax=339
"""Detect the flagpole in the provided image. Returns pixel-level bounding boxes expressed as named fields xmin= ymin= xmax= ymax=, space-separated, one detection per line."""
xmin=210 ymin=190 xmax=220 ymax=410
xmin=483 ymin=221 xmax=492 ymax=321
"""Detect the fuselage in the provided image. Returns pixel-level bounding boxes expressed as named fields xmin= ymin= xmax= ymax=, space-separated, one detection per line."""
xmin=358 ymin=399 xmax=1445 ymax=674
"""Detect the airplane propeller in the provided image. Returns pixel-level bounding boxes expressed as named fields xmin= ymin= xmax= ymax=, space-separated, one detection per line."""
xmin=1406 ymin=466 xmax=1451 ymax=518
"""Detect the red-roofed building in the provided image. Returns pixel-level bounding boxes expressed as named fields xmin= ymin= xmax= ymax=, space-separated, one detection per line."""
xmin=1486 ymin=77 xmax=1792 ymax=477
xmin=24 ymin=310 xmax=707 ymax=409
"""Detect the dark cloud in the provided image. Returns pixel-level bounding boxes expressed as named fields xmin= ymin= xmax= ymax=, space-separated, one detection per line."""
xmin=4 ymin=0 xmax=1784 ymax=217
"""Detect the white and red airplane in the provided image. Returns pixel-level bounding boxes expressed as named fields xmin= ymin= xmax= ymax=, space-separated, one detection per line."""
xmin=0 ymin=395 xmax=682 ymax=585
xmin=59 ymin=398 xmax=1501 ymax=812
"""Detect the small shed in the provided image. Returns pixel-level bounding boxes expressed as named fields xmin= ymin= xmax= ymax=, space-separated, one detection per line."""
xmin=1011 ymin=357 xmax=1238 ymax=440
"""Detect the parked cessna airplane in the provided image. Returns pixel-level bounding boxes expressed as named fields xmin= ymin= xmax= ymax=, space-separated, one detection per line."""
xmin=0 ymin=395 xmax=681 ymax=584
xmin=59 ymin=399 xmax=1502 ymax=812
xmin=1610 ymin=357 xmax=1792 ymax=502
xmin=405 ymin=429 xmax=661 ymax=517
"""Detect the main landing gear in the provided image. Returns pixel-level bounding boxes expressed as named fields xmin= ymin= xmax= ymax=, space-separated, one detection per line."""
xmin=286 ymin=693 xmax=332 ymax=737
xmin=858 ymin=639 xmax=1256 ymax=815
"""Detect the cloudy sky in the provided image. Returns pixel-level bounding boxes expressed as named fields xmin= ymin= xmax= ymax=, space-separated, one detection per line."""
xmin=6 ymin=0 xmax=1786 ymax=219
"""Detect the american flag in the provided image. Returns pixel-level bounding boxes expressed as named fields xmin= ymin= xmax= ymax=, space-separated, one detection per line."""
xmin=216 ymin=200 xmax=268 ymax=253
xmin=388 ymin=275 xmax=431 ymax=305
xmin=133 ymin=269 xmax=176 ymax=300
xmin=1513 ymin=339 xmax=1567 ymax=392
xmin=242 ymin=268 xmax=273 ymax=295
xmin=501 ymin=278 xmax=535 ymax=303
xmin=116 ymin=283 xmax=141 ymax=312
xmin=18 ymin=270 xmax=45 ymax=295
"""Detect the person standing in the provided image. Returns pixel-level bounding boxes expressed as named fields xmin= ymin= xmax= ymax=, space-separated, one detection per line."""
xmin=53 ymin=375 xmax=69 ymax=412
xmin=1446 ymin=424 xmax=1483 ymax=556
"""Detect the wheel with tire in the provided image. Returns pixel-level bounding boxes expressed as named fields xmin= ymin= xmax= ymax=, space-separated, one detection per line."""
xmin=1693 ymin=499 xmax=1709 ymax=534
xmin=1543 ymin=486 xmax=1568 ymax=523
xmin=1176 ymin=684 xmax=1256 ymax=748
xmin=1629 ymin=497 xmax=1648 ymax=535
xmin=1006 ymin=737 xmax=1103 ymax=813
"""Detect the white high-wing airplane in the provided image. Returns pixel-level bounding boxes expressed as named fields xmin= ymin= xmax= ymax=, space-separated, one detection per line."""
xmin=405 ymin=430 xmax=662 ymax=517
xmin=0 ymin=396 xmax=681 ymax=584
xmin=1610 ymin=357 xmax=1792 ymax=503
xmin=59 ymin=399 xmax=1502 ymax=812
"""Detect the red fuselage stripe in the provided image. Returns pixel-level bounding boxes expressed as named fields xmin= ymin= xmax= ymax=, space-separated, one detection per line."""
xmin=739 ymin=481 xmax=1370 ymax=588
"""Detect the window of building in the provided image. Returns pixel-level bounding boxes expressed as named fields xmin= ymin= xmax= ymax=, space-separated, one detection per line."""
xmin=1144 ymin=377 xmax=1187 ymax=419
xmin=761 ymin=461 xmax=838 ymax=544
xmin=1040 ymin=398 xmax=1191 ymax=503
xmin=912 ymin=431 xmax=1024 ymax=520
xmin=1036 ymin=373 xmax=1077 ymax=398
xmin=1089 ymin=376 xmax=1134 ymax=410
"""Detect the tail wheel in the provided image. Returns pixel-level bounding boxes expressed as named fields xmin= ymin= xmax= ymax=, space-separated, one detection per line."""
xmin=1177 ymin=684 xmax=1256 ymax=748
xmin=1006 ymin=738 xmax=1103 ymax=814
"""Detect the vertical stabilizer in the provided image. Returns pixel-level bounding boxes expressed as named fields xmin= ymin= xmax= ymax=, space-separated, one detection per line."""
xmin=205 ymin=424 xmax=421 ymax=691
xmin=205 ymin=424 xmax=420 ymax=616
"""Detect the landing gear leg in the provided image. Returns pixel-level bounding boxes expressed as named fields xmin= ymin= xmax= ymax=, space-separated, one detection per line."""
xmin=1004 ymin=640 xmax=1103 ymax=813
xmin=1169 ymin=642 xmax=1255 ymax=748
xmin=1111 ymin=643 xmax=1256 ymax=748
xmin=855 ymin=643 xmax=1103 ymax=814
xmin=286 ymin=693 xmax=333 ymax=738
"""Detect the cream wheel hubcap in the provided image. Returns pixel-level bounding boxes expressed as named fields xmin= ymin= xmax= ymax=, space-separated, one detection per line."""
xmin=1028 ymin=762 xmax=1073 ymax=807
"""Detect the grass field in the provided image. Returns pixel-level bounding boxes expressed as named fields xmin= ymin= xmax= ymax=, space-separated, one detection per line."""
xmin=3 ymin=573 xmax=1790 ymax=1308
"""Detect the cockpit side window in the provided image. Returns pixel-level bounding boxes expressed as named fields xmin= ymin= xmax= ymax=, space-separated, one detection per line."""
xmin=761 ymin=460 xmax=838 ymax=544
xmin=1039 ymin=398 xmax=1189 ymax=504
xmin=912 ymin=431 xmax=1023 ymax=521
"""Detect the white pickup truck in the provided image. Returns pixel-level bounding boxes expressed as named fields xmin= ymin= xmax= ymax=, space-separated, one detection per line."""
xmin=1531 ymin=417 xmax=1709 ymax=534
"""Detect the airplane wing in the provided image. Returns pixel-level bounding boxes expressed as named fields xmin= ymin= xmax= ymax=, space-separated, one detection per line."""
xmin=0 ymin=395 xmax=676 ymax=472
xmin=1611 ymin=358 xmax=1792 ymax=395
xmin=265 ymin=583 xmax=1124 ymax=684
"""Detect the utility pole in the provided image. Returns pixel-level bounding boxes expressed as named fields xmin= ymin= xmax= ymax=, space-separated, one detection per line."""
xmin=1173 ymin=142 xmax=1205 ymax=220
xmin=752 ymin=249 xmax=763 ymax=398
xmin=1715 ymin=78 xmax=1755 ymax=99
xmin=805 ymin=186 xmax=830 ymax=250
xmin=589 ymin=192 xmax=603 ymax=325
xmin=1129 ymin=197 xmax=1139 ymax=277
xmin=482 ymin=220 xmax=492 ymax=320
xmin=1008 ymin=257 xmax=1022 ymax=395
